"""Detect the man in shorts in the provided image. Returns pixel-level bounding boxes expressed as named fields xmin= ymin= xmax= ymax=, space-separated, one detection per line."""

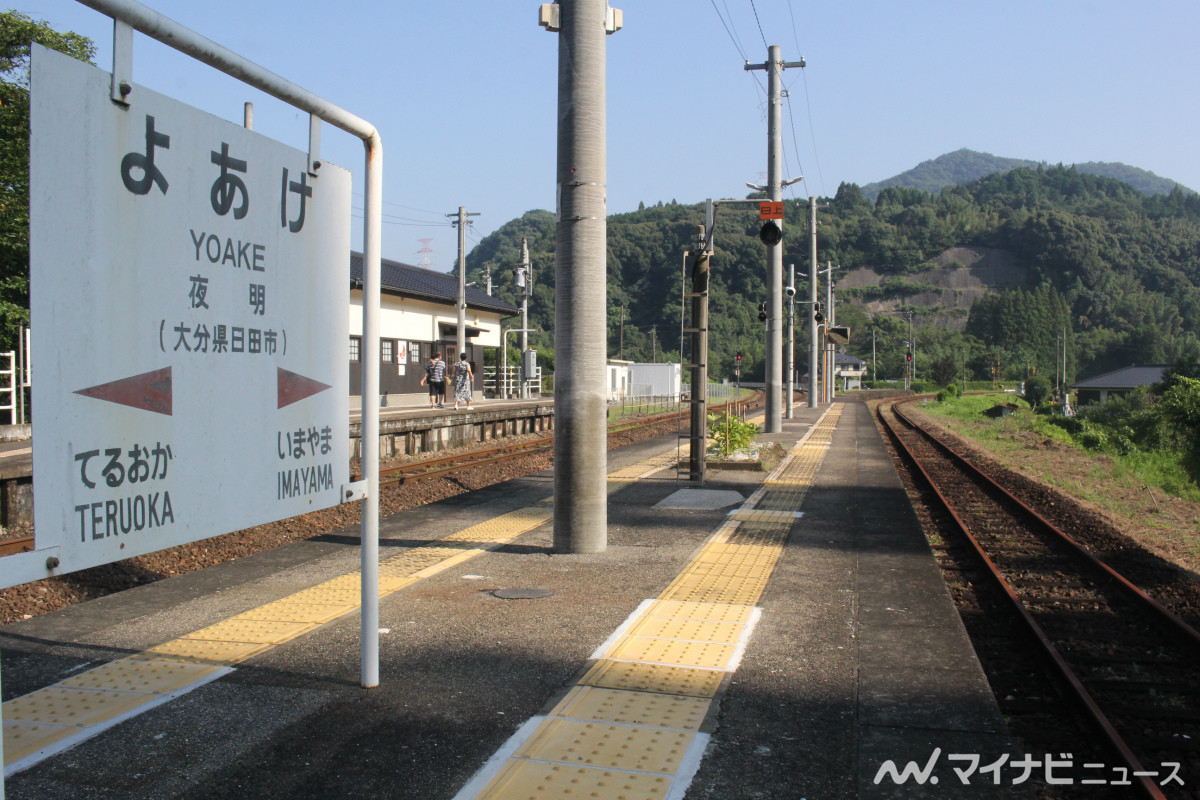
xmin=422 ymin=351 xmax=447 ymax=408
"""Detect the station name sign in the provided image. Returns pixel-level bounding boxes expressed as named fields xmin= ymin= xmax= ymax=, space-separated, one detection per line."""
xmin=18 ymin=45 xmax=352 ymax=586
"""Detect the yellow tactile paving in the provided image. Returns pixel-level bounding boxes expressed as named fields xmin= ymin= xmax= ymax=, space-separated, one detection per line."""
xmin=3 ymin=721 xmax=83 ymax=763
xmin=549 ymin=686 xmax=710 ymax=731
xmin=578 ymin=660 xmax=725 ymax=699
xmin=3 ymin=686 xmax=154 ymax=728
xmin=136 ymin=638 xmax=272 ymax=666
xmin=626 ymin=616 xmax=746 ymax=646
xmin=607 ymin=449 xmax=679 ymax=482
xmin=234 ymin=600 xmax=358 ymax=625
xmin=607 ymin=637 xmax=738 ymax=671
xmin=57 ymin=659 xmax=223 ymax=695
xmin=513 ymin=718 xmax=697 ymax=774
xmin=644 ymin=600 xmax=755 ymax=625
xmin=728 ymin=508 xmax=799 ymax=524
xmin=477 ymin=761 xmax=673 ymax=800
xmin=182 ymin=618 xmax=317 ymax=645
xmin=463 ymin=405 xmax=847 ymax=798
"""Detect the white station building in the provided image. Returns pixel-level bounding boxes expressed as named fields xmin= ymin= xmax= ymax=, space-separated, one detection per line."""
xmin=348 ymin=253 xmax=518 ymax=405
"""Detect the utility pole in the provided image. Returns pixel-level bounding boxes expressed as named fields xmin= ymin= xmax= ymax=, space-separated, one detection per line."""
xmin=517 ymin=237 xmax=533 ymax=398
xmin=872 ymin=328 xmax=877 ymax=385
xmin=619 ymin=304 xmax=625 ymax=359
xmin=446 ymin=205 xmax=480 ymax=360
xmin=686 ymin=225 xmax=710 ymax=482
xmin=540 ymin=0 xmax=621 ymax=554
xmin=808 ymin=197 xmax=819 ymax=408
xmin=746 ymin=46 xmax=804 ymax=433
xmin=825 ymin=262 xmax=834 ymax=403
xmin=785 ymin=262 xmax=795 ymax=419
xmin=907 ymin=310 xmax=915 ymax=390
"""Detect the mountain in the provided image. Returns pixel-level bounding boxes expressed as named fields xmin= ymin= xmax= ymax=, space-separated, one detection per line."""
xmin=861 ymin=148 xmax=1193 ymax=201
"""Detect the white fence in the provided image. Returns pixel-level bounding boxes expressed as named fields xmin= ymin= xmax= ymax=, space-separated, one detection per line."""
xmin=483 ymin=365 xmax=544 ymax=399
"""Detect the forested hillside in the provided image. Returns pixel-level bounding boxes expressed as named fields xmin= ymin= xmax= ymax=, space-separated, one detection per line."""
xmin=468 ymin=166 xmax=1200 ymax=387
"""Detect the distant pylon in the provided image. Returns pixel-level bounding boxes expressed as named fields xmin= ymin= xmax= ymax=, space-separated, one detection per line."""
xmin=417 ymin=238 xmax=434 ymax=269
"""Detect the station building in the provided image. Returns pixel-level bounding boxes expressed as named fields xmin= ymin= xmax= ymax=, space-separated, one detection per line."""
xmin=349 ymin=253 xmax=518 ymax=406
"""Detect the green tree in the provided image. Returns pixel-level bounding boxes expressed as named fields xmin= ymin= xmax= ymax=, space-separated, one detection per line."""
xmin=1160 ymin=376 xmax=1200 ymax=478
xmin=0 ymin=12 xmax=94 ymax=345
xmin=1023 ymin=374 xmax=1051 ymax=408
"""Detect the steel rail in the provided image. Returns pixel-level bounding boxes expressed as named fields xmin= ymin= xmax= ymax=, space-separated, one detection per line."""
xmin=356 ymin=391 xmax=766 ymax=487
xmin=891 ymin=398 xmax=1200 ymax=650
xmin=877 ymin=399 xmax=1166 ymax=800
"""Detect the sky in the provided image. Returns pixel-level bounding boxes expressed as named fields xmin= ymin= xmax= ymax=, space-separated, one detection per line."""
xmin=17 ymin=0 xmax=1200 ymax=272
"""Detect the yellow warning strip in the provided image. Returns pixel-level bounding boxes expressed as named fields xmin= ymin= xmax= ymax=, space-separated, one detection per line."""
xmin=462 ymin=404 xmax=844 ymax=799
xmin=1 ymin=445 xmax=683 ymax=774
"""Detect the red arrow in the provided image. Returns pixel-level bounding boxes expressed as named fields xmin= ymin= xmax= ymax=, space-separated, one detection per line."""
xmin=75 ymin=367 xmax=172 ymax=415
xmin=278 ymin=367 xmax=331 ymax=409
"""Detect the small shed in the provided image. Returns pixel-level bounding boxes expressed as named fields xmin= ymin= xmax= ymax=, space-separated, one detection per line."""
xmin=628 ymin=363 xmax=682 ymax=399
xmin=607 ymin=359 xmax=633 ymax=402
xmin=983 ymin=403 xmax=1021 ymax=419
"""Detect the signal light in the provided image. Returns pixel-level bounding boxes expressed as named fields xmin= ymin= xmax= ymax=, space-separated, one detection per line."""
xmin=735 ymin=351 xmax=743 ymax=362
xmin=758 ymin=302 xmax=768 ymax=322
xmin=758 ymin=220 xmax=782 ymax=246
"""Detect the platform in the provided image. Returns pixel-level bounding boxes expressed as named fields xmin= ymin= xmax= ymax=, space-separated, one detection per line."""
xmin=0 ymin=398 xmax=1023 ymax=799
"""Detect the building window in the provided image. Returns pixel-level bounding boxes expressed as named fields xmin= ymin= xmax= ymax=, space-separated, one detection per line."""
xmin=409 ymin=342 xmax=421 ymax=364
xmin=381 ymin=339 xmax=394 ymax=363
xmin=349 ymin=336 xmax=361 ymax=362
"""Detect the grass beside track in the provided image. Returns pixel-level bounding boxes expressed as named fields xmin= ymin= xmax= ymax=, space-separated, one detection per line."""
xmin=907 ymin=392 xmax=1200 ymax=573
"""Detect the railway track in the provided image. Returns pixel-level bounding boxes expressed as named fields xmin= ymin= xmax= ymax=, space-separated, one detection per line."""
xmin=878 ymin=397 xmax=1200 ymax=799
xmin=359 ymin=391 xmax=764 ymax=488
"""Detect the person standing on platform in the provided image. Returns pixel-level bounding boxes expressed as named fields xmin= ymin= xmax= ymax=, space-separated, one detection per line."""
xmin=453 ymin=352 xmax=474 ymax=411
xmin=421 ymin=351 xmax=447 ymax=408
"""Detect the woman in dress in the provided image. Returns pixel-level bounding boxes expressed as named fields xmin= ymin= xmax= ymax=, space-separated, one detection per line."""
xmin=453 ymin=352 xmax=474 ymax=410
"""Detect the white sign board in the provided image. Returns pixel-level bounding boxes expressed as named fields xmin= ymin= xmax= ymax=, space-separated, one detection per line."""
xmin=19 ymin=44 xmax=351 ymax=585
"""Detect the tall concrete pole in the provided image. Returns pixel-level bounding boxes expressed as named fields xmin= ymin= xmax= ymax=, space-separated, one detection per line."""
xmin=785 ymin=262 xmax=794 ymax=419
xmin=746 ymin=47 xmax=803 ymax=432
xmin=541 ymin=0 xmax=620 ymax=554
xmin=447 ymin=206 xmax=479 ymax=359
xmin=519 ymin=237 xmax=531 ymax=399
xmin=808 ymin=198 xmax=819 ymax=408
xmin=764 ymin=46 xmax=783 ymax=432
xmin=826 ymin=261 xmax=834 ymax=403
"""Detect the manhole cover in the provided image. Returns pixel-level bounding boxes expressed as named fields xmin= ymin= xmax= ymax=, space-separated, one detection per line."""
xmin=491 ymin=588 xmax=553 ymax=600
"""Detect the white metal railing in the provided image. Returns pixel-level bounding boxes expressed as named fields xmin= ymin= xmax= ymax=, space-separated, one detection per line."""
xmin=0 ymin=351 xmax=14 ymax=424
xmin=483 ymin=365 xmax=543 ymax=399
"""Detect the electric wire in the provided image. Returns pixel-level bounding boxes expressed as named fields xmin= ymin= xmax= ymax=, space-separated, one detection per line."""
xmin=783 ymin=91 xmax=807 ymax=199
xmin=799 ymin=68 xmax=826 ymax=196
xmin=709 ymin=0 xmax=747 ymax=62
xmin=748 ymin=0 xmax=768 ymax=51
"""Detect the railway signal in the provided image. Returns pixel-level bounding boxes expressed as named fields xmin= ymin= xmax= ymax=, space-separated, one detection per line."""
xmin=758 ymin=219 xmax=782 ymax=246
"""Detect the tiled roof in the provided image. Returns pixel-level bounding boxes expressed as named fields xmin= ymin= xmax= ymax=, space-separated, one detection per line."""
xmin=349 ymin=252 xmax=518 ymax=316
xmin=1072 ymin=364 xmax=1166 ymax=390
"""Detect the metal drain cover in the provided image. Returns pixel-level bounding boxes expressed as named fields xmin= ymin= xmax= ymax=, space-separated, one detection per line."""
xmin=492 ymin=588 xmax=553 ymax=600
